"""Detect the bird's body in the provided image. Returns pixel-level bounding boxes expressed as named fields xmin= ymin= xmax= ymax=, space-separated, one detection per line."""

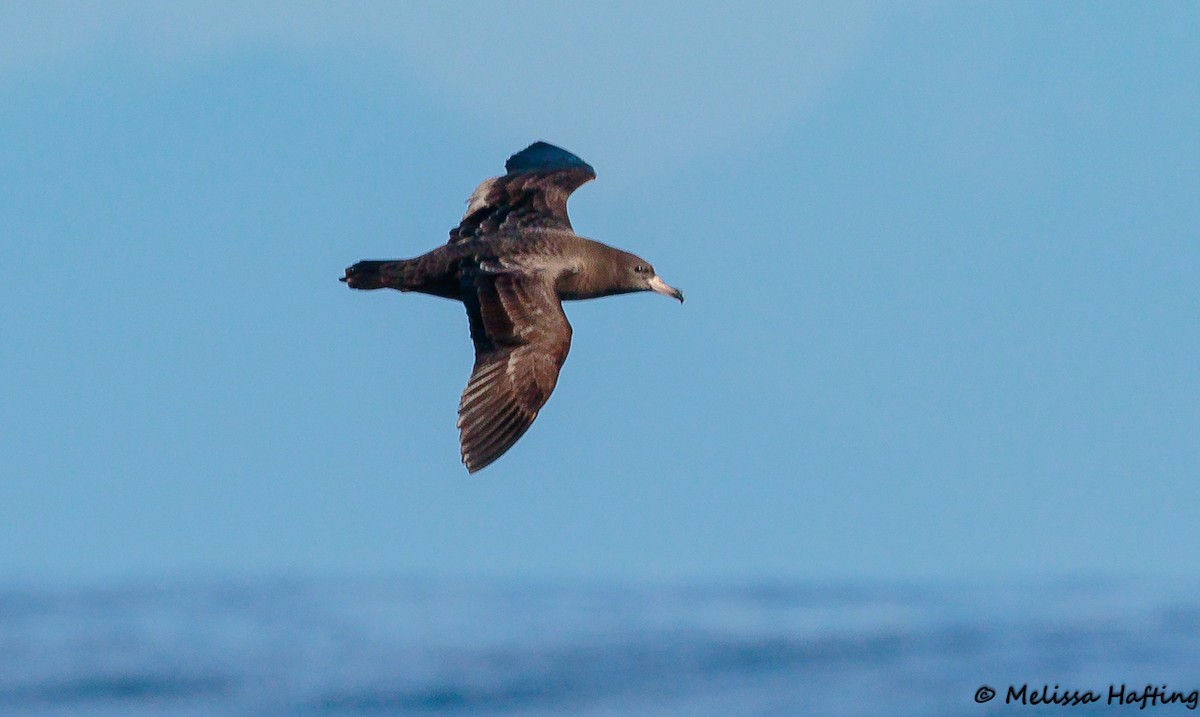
xmin=346 ymin=232 xmax=653 ymax=302
xmin=342 ymin=142 xmax=682 ymax=473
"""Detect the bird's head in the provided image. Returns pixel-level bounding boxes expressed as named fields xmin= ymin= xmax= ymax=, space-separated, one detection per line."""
xmin=620 ymin=253 xmax=684 ymax=303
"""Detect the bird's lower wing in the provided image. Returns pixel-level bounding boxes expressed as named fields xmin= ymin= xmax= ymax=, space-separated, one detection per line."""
xmin=458 ymin=269 xmax=572 ymax=473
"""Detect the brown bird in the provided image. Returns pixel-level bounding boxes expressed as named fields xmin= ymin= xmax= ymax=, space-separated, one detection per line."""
xmin=341 ymin=142 xmax=683 ymax=473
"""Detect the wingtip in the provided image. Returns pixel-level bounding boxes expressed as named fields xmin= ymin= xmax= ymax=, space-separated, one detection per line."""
xmin=505 ymin=141 xmax=595 ymax=176
xmin=461 ymin=453 xmax=488 ymax=474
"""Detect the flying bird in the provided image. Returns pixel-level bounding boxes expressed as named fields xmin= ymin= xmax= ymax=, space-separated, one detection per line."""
xmin=341 ymin=141 xmax=683 ymax=473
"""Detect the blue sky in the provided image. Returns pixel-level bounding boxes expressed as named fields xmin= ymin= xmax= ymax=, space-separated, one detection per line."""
xmin=2 ymin=2 xmax=1197 ymax=585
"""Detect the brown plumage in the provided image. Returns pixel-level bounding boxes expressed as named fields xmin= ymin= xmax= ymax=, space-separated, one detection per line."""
xmin=341 ymin=142 xmax=683 ymax=473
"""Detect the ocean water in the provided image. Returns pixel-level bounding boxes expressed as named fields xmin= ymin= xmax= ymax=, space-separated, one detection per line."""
xmin=0 ymin=576 xmax=1197 ymax=716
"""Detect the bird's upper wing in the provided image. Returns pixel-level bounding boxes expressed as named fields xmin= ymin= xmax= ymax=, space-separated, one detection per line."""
xmin=449 ymin=142 xmax=596 ymax=244
xmin=457 ymin=263 xmax=573 ymax=472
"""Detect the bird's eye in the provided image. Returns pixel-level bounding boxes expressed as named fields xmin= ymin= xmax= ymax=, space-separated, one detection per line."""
xmin=634 ymin=264 xmax=649 ymax=274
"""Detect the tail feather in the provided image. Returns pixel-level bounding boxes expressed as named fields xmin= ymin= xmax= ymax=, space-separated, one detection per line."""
xmin=341 ymin=260 xmax=407 ymax=290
